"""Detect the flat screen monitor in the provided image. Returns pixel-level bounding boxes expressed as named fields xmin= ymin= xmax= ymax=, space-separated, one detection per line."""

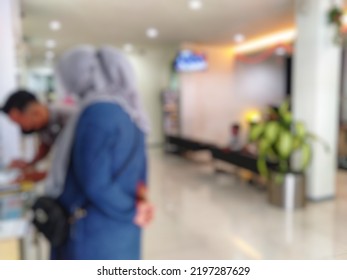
xmin=174 ymin=50 xmax=208 ymax=72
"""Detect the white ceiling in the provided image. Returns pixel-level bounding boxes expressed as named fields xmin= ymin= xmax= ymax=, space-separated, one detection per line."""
xmin=22 ymin=0 xmax=295 ymax=63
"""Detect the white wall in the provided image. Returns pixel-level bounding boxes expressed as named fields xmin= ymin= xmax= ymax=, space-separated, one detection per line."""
xmin=234 ymin=57 xmax=286 ymax=108
xmin=180 ymin=45 xmax=286 ymax=146
xmin=341 ymin=51 xmax=347 ymax=123
xmin=0 ymin=0 xmax=21 ymax=165
xmin=127 ymin=47 xmax=178 ymax=145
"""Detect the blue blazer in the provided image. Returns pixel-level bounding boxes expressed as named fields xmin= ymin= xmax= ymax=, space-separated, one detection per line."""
xmin=52 ymin=102 xmax=147 ymax=260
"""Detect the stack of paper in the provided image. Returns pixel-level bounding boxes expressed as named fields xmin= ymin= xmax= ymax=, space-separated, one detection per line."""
xmin=0 ymin=218 xmax=28 ymax=240
xmin=0 ymin=170 xmax=20 ymax=193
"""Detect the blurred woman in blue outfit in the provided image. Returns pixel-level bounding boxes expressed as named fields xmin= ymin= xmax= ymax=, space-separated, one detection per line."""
xmin=46 ymin=46 xmax=153 ymax=260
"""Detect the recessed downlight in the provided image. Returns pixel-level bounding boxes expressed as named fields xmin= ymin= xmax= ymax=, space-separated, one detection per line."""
xmin=46 ymin=50 xmax=55 ymax=60
xmin=124 ymin=44 xmax=134 ymax=52
xmin=234 ymin=33 xmax=245 ymax=44
xmin=46 ymin=39 xmax=56 ymax=49
xmin=275 ymin=47 xmax=287 ymax=56
xmin=146 ymin=28 xmax=159 ymax=39
xmin=189 ymin=0 xmax=203 ymax=10
xmin=49 ymin=21 xmax=61 ymax=31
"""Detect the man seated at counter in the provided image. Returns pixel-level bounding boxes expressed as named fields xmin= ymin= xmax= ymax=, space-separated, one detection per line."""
xmin=2 ymin=89 xmax=74 ymax=182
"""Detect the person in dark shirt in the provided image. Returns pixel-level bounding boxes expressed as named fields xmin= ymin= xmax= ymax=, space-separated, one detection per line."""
xmin=2 ymin=90 xmax=75 ymax=181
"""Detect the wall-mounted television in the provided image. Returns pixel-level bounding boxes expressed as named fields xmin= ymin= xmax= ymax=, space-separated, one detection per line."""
xmin=174 ymin=50 xmax=208 ymax=72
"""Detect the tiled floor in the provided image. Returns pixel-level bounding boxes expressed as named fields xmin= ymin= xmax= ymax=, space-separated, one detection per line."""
xmin=3 ymin=149 xmax=347 ymax=260
xmin=143 ymin=149 xmax=347 ymax=260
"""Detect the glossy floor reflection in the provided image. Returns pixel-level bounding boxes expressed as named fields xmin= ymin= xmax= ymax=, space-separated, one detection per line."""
xmin=143 ymin=149 xmax=347 ymax=260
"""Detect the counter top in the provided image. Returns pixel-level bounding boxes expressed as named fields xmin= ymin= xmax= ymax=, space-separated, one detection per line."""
xmin=0 ymin=218 xmax=28 ymax=240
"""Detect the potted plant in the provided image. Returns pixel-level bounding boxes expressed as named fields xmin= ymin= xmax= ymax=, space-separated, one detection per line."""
xmin=327 ymin=5 xmax=345 ymax=44
xmin=248 ymin=102 xmax=329 ymax=210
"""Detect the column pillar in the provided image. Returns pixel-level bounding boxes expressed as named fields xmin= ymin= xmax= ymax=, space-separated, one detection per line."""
xmin=293 ymin=0 xmax=342 ymax=200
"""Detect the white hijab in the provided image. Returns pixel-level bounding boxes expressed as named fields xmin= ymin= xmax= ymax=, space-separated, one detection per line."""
xmin=45 ymin=46 xmax=150 ymax=198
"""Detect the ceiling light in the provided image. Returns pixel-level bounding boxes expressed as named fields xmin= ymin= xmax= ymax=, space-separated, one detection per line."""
xmin=49 ymin=20 xmax=61 ymax=31
xmin=189 ymin=0 xmax=203 ymax=10
xmin=124 ymin=44 xmax=134 ymax=52
xmin=46 ymin=39 xmax=56 ymax=49
xmin=343 ymin=14 xmax=347 ymax=26
xmin=146 ymin=28 xmax=159 ymax=39
xmin=45 ymin=50 xmax=55 ymax=60
xmin=275 ymin=47 xmax=286 ymax=56
xmin=234 ymin=33 xmax=245 ymax=44
xmin=234 ymin=29 xmax=296 ymax=54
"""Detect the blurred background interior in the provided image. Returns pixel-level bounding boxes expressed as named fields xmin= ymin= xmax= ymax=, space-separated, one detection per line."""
xmin=3 ymin=0 xmax=347 ymax=260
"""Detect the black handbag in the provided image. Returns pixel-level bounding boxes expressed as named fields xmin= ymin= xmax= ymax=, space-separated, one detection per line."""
xmin=32 ymin=196 xmax=70 ymax=247
xmin=31 ymin=126 xmax=140 ymax=248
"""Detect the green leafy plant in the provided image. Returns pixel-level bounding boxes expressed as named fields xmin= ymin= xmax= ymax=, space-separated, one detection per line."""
xmin=328 ymin=6 xmax=344 ymax=44
xmin=248 ymin=102 xmax=329 ymax=182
